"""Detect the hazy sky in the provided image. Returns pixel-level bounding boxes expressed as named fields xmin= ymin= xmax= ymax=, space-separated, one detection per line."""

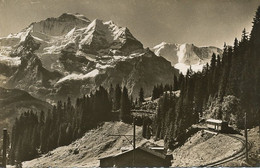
xmin=0 ymin=0 xmax=259 ymax=48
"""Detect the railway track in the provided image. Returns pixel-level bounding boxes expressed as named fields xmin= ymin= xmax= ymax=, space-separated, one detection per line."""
xmin=201 ymin=133 xmax=253 ymax=167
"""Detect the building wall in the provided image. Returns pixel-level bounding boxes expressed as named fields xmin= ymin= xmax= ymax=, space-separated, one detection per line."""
xmin=99 ymin=157 xmax=114 ymax=167
xmin=207 ymin=122 xmax=222 ymax=131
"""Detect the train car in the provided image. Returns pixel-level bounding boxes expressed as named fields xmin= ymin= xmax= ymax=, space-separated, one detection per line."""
xmin=206 ymin=119 xmax=228 ymax=132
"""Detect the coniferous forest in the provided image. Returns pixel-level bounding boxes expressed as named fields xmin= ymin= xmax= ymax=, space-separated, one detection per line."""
xmin=153 ymin=7 xmax=260 ymax=149
xmin=9 ymin=6 xmax=260 ymax=164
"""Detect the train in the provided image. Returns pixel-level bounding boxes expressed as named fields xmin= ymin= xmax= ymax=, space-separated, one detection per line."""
xmin=206 ymin=119 xmax=228 ymax=132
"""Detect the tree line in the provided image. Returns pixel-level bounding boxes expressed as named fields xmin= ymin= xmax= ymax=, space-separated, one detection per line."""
xmin=9 ymin=85 xmax=144 ymax=163
xmin=151 ymin=6 xmax=260 ymax=149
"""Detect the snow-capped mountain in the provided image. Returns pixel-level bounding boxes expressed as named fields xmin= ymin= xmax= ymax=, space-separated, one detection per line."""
xmin=0 ymin=13 xmax=177 ymax=102
xmin=152 ymin=42 xmax=222 ymax=74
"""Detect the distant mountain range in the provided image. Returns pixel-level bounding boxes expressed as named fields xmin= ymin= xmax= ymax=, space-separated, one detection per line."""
xmin=152 ymin=42 xmax=222 ymax=74
xmin=0 ymin=13 xmax=221 ymax=102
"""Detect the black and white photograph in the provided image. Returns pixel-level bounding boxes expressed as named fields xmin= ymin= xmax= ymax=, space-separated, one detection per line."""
xmin=0 ymin=0 xmax=259 ymax=167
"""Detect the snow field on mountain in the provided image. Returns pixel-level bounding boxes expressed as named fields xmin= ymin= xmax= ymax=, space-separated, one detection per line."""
xmin=0 ymin=54 xmax=21 ymax=66
xmin=174 ymin=62 xmax=204 ymax=74
xmin=57 ymin=69 xmax=99 ymax=83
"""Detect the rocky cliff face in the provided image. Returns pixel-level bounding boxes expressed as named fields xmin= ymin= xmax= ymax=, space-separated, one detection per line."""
xmin=52 ymin=49 xmax=177 ymax=100
xmin=0 ymin=13 xmax=177 ymax=102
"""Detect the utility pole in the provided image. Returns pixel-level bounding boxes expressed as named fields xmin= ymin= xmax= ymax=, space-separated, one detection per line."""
xmin=3 ymin=128 xmax=7 ymax=168
xmin=108 ymin=116 xmax=136 ymax=166
xmin=245 ymin=112 xmax=248 ymax=162
xmin=133 ymin=117 xmax=136 ymax=166
xmin=133 ymin=117 xmax=136 ymax=149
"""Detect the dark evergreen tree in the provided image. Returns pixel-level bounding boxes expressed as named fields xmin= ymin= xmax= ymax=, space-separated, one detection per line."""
xmin=108 ymin=84 xmax=114 ymax=102
xmin=114 ymin=84 xmax=122 ymax=110
xmin=139 ymin=87 xmax=145 ymax=105
xmin=173 ymin=75 xmax=179 ymax=91
xmin=120 ymin=86 xmax=131 ymax=122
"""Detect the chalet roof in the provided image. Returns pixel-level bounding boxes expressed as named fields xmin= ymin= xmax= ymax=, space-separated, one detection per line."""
xmin=99 ymin=146 xmax=168 ymax=160
xmin=139 ymin=146 xmax=166 ymax=159
xmin=149 ymin=146 xmax=164 ymax=150
xmin=206 ymin=118 xmax=224 ymax=124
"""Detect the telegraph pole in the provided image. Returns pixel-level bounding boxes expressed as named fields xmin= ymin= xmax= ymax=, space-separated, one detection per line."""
xmin=2 ymin=128 xmax=7 ymax=168
xmin=133 ymin=117 xmax=136 ymax=166
xmin=245 ymin=112 xmax=248 ymax=162
xmin=108 ymin=116 xmax=136 ymax=166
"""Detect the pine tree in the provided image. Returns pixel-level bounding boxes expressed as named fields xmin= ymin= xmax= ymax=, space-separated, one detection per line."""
xmin=108 ymin=84 xmax=114 ymax=102
xmin=152 ymin=86 xmax=159 ymax=100
xmin=218 ymin=45 xmax=232 ymax=101
xmin=114 ymin=84 xmax=121 ymax=111
xmin=241 ymin=28 xmax=249 ymax=43
xmin=208 ymin=53 xmax=216 ymax=96
xmin=120 ymin=86 xmax=131 ymax=122
xmin=142 ymin=119 xmax=147 ymax=138
xmin=139 ymin=87 xmax=145 ymax=105
xmin=174 ymin=75 xmax=178 ymax=91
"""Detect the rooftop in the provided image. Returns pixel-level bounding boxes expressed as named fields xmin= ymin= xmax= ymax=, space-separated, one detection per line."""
xmin=99 ymin=146 xmax=168 ymax=160
xmin=206 ymin=118 xmax=224 ymax=124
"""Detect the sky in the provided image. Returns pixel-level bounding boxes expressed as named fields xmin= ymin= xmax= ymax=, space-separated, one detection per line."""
xmin=0 ymin=0 xmax=260 ymax=48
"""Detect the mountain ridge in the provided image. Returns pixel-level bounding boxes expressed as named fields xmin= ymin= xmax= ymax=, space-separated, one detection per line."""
xmin=0 ymin=13 xmax=220 ymax=102
xmin=152 ymin=42 xmax=222 ymax=74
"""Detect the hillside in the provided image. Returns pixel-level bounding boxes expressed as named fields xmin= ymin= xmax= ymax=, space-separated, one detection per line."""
xmin=0 ymin=87 xmax=51 ymax=136
xmin=172 ymin=131 xmax=242 ymax=166
xmin=22 ymin=122 xmax=259 ymax=167
xmin=223 ymin=127 xmax=260 ymax=167
xmin=171 ymin=127 xmax=260 ymax=167
xmin=23 ymin=122 xmax=147 ymax=167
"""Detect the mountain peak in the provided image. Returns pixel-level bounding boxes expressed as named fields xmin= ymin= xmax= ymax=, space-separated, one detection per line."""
xmin=154 ymin=42 xmax=179 ymax=49
xmin=58 ymin=13 xmax=90 ymax=23
xmin=104 ymin=20 xmax=115 ymax=25
xmin=77 ymin=18 xmax=143 ymax=53
xmin=154 ymin=42 xmax=168 ymax=48
xmin=88 ymin=19 xmax=104 ymax=30
xmin=30 ymin=13 xmax=90 ymax=36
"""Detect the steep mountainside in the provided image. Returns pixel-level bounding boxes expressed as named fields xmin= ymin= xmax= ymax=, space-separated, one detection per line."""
xmin=152 ymin=42 xmax=222 ymax=74
xmin=0 ymin=87 xmax=51 ymax=137
xmin=0 ymin=13 xmax=177 ymax=102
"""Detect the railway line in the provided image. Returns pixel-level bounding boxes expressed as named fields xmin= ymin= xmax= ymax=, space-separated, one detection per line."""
xmin=201 ymin=133 xmax=253 ymax=167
